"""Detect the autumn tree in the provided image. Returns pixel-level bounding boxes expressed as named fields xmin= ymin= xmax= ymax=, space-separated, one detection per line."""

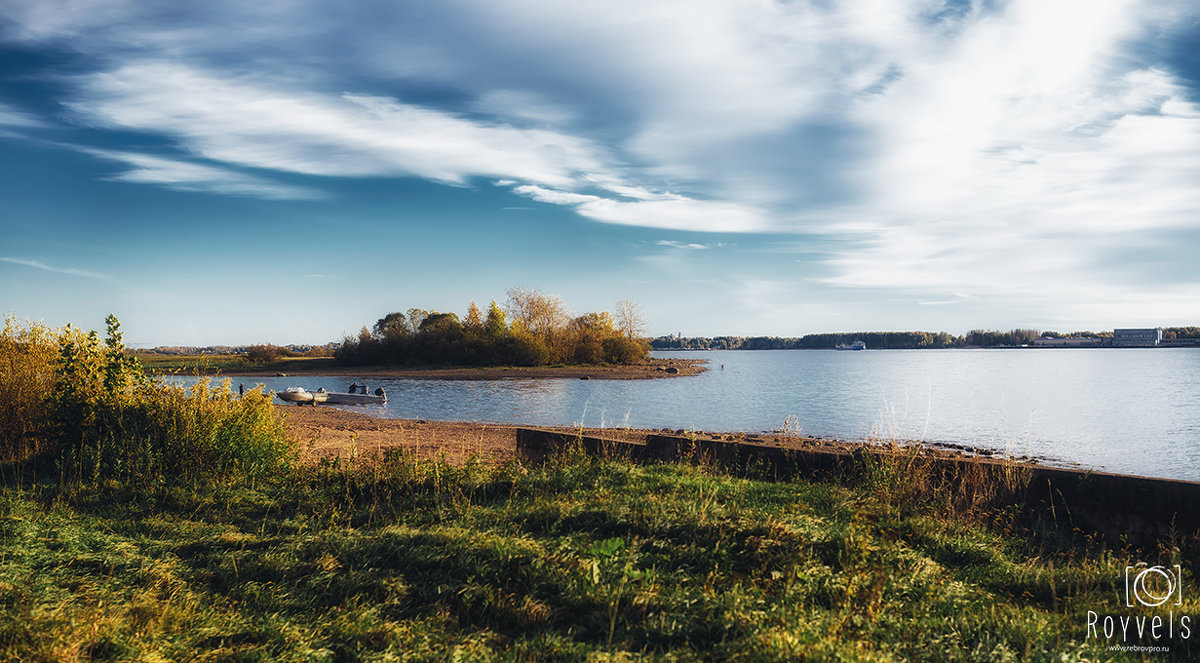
xmin=464 ymin=301 xmax=484 ymax=333
xmin=567 ymin=312 xmax=617 ymax=364
xmin=485 ymin=301 xmax=508 ymax=338
xmin=603 ymin=336 xmax=649 ymax=364
xmin=615 ymin=298 xmax=646 ymax=339
xmin=406 ymin=308 xmax=429 ymax=334
xmin=505 ymin=287 xmax=569 ymax=349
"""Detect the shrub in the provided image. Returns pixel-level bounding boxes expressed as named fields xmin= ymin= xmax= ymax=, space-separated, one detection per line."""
xmin=0 ymin=316 xmax=59 ymax=463
xmin=603 ymin=337 xmax=649 ymax=364
xmin=3 ymin=315 xmax=293 ymax=485
xmin=244 ymin=344 xmax=283 ymax=364
xmin=499 ymin=333 xmax=552 ymax=366
xmin=572 ymin=338 xmax=605 ymax=364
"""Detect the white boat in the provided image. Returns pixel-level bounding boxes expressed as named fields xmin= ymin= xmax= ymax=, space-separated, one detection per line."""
xmin=324 ymin=386 xmax=387 ymax=405
xmin=324 ymin=392 xmax=386 ymax=405
xmin=277 ymin=387 xmax=330 ymax=405
xmin=835 ymin=340 xmax=867 ymax=351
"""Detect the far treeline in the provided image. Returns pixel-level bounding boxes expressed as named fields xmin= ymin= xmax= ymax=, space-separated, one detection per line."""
xmin=652 ymin=327 xmax=1200 ymax=350
xmin=337 ymin=288 xmax=649 ymax=367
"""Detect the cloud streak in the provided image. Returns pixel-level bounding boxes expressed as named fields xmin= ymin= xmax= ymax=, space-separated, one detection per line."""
xmin=656 ymin=240 xmax=712 ymax=250
xmin=81 ymin=148 xmax=325 ymax=200
xmin=1 ymin=257 xmax=110 ymax=280
xmin=0 ymin=100 xmax=48 ymax=128
xmin=68 ymin=63 xmax=607 ymax=188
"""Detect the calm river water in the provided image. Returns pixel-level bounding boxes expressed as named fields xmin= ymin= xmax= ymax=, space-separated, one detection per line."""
xmin=194 ymin=349 xmax=1200 ymax=481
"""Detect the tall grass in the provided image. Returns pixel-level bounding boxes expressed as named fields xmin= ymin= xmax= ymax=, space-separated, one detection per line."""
xmin=1 ymin=451 xmax=1184 ymax=661
xmin=1 ymin=315 xmax=292 ymax=486
xmin=847 ymin=444 xmax=1034 ymax=521
xmin=0 ymin=316 xmax=59 ymax=464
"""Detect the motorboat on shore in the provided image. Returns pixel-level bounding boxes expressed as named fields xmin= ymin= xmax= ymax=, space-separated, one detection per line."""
xmin=835 ymin=340 xmax=867 ymax=351
xmin=325 ymin=382 xmax=387 ymax=405
xmin=324 ymin=391 xmax=387 ymax=405
xmin=277 ymin=387 xmax=330 ymax=405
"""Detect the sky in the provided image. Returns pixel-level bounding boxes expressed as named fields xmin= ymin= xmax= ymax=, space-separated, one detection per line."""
xmin=2 ymin=0 xmax=1199 ymax=346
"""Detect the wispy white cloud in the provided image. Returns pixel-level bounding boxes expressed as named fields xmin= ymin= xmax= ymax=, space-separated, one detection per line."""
xmin=473 ymin=89 xmax=576 ymax=125
xmin=68 ymin=63 xmax=608 ymax=188
xmin=61 ymin=59 xmax=775 ymax=231
xmin=0 ymin=99 xmax=51 ymax=139
xmin=1 ymin=256 xmax=110 ymax=280
xmin=0 ymin=100 xmax=48 ymax=128
xmin=918 ymin=293 xmax=979 ymax=307
xmin=81 ymin=148 xmax=325 ymax=200
xmin=512 ymin=184 xmax=769 ymax=232
xmin=656 ymin=240 xmax=712 ymax=250
xmin=512 ymin=184 xmax=598 ymax=206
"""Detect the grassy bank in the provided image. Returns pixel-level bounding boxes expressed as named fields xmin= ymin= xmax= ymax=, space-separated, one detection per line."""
xmin=3 ymin=449 xmax=1196 ymax=661
xmin=4 ymin=316 xmax=1197 ymax=660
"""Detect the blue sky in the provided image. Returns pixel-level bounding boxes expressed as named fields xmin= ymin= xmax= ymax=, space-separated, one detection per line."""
xmin=2 ymin=0 xmax=1199 ymax=345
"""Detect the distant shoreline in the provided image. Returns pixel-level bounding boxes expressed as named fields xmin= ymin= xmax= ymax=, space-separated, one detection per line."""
xmin=653 ymin=345 xmax=1200 ymax=350
xmin=147 ymin=356 xmax=708 ymax=380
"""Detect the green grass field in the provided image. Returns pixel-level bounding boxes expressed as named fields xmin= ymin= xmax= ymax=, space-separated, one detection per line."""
xmin=3 ymin=449 xmax=1193 ymax=662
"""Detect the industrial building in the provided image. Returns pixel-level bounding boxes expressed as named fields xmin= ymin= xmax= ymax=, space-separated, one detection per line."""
xmin=1112 ymin=328 xmax=1162 ymax=347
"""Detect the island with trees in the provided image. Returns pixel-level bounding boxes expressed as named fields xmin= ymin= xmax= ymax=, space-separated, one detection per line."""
xmin=336 ymin=287 xmax=651 ymax=367
xmin=135 ymin=288 xmax=704 ymax=378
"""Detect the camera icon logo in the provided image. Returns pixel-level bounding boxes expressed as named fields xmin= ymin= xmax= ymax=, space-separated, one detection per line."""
xmin=1125 ymin=564 xmax=1183 ymax=608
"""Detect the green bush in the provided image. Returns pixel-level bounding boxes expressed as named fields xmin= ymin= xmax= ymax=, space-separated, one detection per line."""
xmin=2 ymin=315 xmax=293 ymax=485
xmin=498 ymin=332 xmax=552 ymax=366
xmin=602 ymin=336 xmax=649 ymax=364
xmin=572 ymin=338 xmax=605 ymax=364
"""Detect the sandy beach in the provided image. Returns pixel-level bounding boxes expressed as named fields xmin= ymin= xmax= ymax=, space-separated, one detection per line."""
xmin=278 ymin=403 xmax=985 ymax=466
xmin=282 ymin=405 xmax=663 ymax=464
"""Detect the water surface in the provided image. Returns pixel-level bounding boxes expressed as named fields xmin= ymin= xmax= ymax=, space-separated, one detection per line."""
xmin=190 ymin=349 xmax=1200 ymax=481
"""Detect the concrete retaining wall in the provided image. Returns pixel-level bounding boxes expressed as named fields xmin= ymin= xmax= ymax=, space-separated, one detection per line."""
xmin=515 ymin=428 xmax=1200 ymax=542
